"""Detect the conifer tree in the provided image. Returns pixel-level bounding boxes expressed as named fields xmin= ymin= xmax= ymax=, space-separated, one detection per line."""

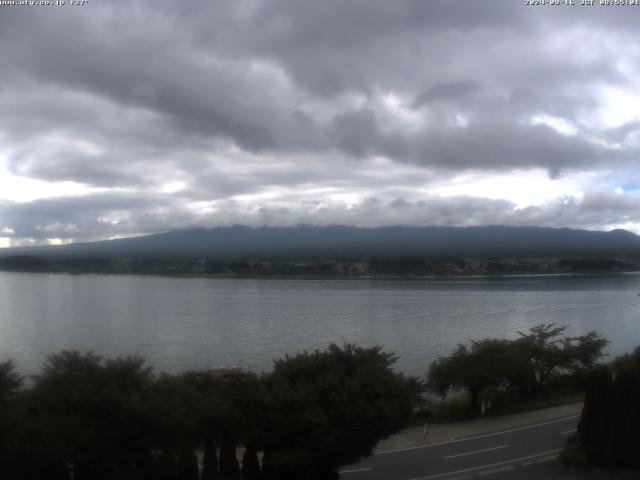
xmin=219 ymin=435 xmax=241 ymax=480
xmin=241 ymin=444 xmax=261 ymax=480
xmin=177 ymin=449 xmax=199 ymax=480
xmin=155 ymin=450 xmax=178 ymax=480
xmin=578 ymin=365 xmax=613 ymax=464
xmin=577 ymin=347 xmax=640 ymax=468
xmin=201 ymin=435 xmax=219 ymax=480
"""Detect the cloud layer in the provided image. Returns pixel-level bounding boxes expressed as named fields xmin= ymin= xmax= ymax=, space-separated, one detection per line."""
xmin=2 ymin=0 xmax=640 ymax=245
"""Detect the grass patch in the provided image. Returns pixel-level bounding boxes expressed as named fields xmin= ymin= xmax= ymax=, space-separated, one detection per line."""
xmin=559 ymin=436 xmax=590 ymax=470
xmin=409 ymin=390 xmax=583 ymax=425
xmin=409 ymin=391 xmax=477 ymax=425
xmin=493 ymin=391 xmax=584 ymax=416
xmin=429 ymin=392 xmax=477 ymax=422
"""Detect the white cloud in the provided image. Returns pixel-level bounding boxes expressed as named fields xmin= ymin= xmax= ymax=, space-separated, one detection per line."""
xmin=530 ymin=114 xmax=578 ymax=136
xmin=598 ymin=86 xmax=640 ymax=129
xmin=0 ymin=154 xmax=102 ymax=202
xmin=1 ymin=2 xmax=640 ymax=244
xmin=430 ymin=169 xmax=584 ymax=208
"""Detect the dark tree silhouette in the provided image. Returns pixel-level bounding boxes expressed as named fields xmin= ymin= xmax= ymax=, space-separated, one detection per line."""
xmin=0 ymin=360 xmax=24 ymax=478
xmin=28 ymin=351 xmax=156 ymax=480
xmin=0 ymin=344 xmax=420 ymax=480
xmin=219 ymin=435 xmax=241 ymax=480
xmin=177 ymin=449 xmax=199 ymax=480
xmin=242 ymin=444 xmax=261 ymax=480
xmin=428 ymin=323 xmax=608 ymax=412
xmin=578 ymin=347 xmax=640 ymax=468
xmin=428 ymin=339 xmax=524 ymax=412
xmin=260 ymin=344 xmax=417 ymax=478
xmin=155 ymin=450 xmax=178 ymax=480
xmin=0 ymin=360 xmax=22 ymax=400
xmin=201 ymin=434 xmax=219 ymax=480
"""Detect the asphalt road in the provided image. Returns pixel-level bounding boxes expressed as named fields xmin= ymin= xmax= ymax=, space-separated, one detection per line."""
xmin=340 ymin=414 xmax=580 ymax=480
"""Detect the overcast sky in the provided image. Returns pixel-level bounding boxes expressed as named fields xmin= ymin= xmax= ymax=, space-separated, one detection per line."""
xmin=1 ymin=0 xmax=640 ymax=246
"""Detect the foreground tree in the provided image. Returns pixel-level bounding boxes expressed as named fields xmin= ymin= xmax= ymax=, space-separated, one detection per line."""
xmin=517 ymin=324 xmax=608 ymax=397
xmin=577 ymin=346 xmax=640 ymax=468
xmin=146 ymin=372 xmax=205 ymax=480
xmin=181 ymin=368 xmax=265 ymax=479
xmin=28 ymin=351 xmax=156 ymax=480
xmin=201 ymin=434 xmax=219 ymax=480
xmin=576 ymin=365 xmax=613 ymax=464
xmin=219 ymin=435 xmax=241 ymax=480
xmin=563 ymin=331 xmax=610 ymax=375
xmin=427 ymin=339 xmax=526 ymax=413
xmin=515 ymin=323 xmax=569 ymax=397
xmin=260 ymin=344 xmax=418 ymax=479
xmin=0 ymin=360 xmax=22 ymax=401
xmin=177 ymin=449 xmax=199 ymax=480
xmin=428 ymin=324 xmax=608 ymax=412
xmin=2 ymin=345 xmax=420 ymax=479
xmin=0 ymin=360 xmax=25 ymax=478
xmin=241 ymin=444 xmax=261 ymax=480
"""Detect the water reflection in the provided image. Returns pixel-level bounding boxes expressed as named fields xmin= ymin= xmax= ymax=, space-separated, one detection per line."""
xmin=1 ymin=272 xmax=639 ymax=376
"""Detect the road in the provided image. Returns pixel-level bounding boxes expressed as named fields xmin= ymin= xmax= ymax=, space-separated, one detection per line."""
xmin=340 ymin=414 xmax=579 ymax=480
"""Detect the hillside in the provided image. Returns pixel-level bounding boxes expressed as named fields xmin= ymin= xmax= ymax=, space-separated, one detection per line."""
xmin=3 ymin=225 xmax=640 ymax=260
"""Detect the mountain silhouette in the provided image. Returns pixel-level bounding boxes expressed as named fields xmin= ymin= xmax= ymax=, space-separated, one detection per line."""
xmin=4 ymin=225 xmax=640 ymax=259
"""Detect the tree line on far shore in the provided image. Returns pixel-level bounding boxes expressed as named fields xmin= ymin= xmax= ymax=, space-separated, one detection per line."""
xmin=1 ymin=254 xmax=636 ymax=277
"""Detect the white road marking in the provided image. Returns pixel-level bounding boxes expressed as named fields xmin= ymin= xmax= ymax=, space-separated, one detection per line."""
xmin=562 ymin=429 xmax=577 ymax=434
xmin=409 ymin=449 xmax=562 ymax=480
xmin=340 ymin=467 xmax=373 ymax=474
xmin=534 ymin=456 xmax=557 ymax=463
xmin=477 ymin=465 xmax=516 ymax=476
xmin=444 ymin=445 xmax=508 ymax=459
xmin=376 ymin=415 xmax=579 ymax=455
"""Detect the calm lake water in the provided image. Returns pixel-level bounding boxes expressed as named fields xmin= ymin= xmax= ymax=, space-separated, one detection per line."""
xmin=1 ymin=271 xmax=639 ymax=377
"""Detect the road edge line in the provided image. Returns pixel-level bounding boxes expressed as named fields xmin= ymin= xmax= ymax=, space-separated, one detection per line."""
xmin=376 ymin=415 xmax=579 ymax=455
xmin=409 ymin=448 xmax=562 ymax=480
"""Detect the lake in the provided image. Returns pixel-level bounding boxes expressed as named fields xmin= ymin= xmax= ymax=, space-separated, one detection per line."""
xmin=1 ymin=271 xmax=639 ymax=377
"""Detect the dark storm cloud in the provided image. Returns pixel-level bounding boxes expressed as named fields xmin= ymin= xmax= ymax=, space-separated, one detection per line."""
xmin=247 ymin=192 xmax=640 ymax=231
xmin=239 ymin=0 xmax=530 ymax=96
xmin=328 ymin=109 xmax=631 ymax=171
xmin=1 ymin=0 xmax=640 ymax=242
xmin=10 ymin=150 xmax=138 ymax=188
xmin=413 ymin=81 xmax=482 ymax=108
xmin=1 ymin=1 xmax=637 ymax=171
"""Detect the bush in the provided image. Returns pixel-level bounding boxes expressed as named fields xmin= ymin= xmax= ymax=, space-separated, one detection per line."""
xmin=560 ymin=436 xmax=590 ymax=470
xmin=577 ymin=347 xmax=640 ymax=469
xmin=427 ymin=324 xmax=608 ymax=414
xmin=0 ymin=344 xmax=420 ymax=479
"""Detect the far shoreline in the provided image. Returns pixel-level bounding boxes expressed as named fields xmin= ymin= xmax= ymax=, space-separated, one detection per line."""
xmin=2 ymin=268 xmax=640 ymax=282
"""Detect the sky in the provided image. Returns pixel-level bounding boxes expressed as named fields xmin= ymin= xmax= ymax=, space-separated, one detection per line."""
xmin=1 ymin=0 xmax=640 ymax=247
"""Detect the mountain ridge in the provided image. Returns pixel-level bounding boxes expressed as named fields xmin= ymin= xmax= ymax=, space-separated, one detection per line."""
xmin=2 ymin=225 xmax=640 ymax=260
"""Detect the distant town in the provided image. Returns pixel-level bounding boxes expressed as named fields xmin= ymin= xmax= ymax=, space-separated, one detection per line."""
xmin=0 ymin=254 xmax=637 ymax=277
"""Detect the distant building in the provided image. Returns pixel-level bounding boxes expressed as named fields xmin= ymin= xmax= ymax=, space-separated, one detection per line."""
xmin=207 ymin=365 xmax=243 ymax=378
